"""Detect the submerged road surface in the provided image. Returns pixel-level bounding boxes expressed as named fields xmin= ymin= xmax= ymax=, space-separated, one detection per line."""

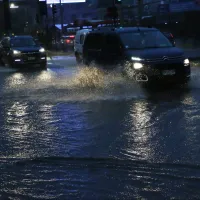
xmin=0 ymin=56 xmax=200 ymax=199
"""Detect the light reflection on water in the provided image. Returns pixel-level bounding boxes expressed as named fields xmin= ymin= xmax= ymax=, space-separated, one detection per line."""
xmin=125 ymin=101 xmax=155 ymax=160
xmin=0 ymin=66 xmax=200 ymax=198
xmin=2 ymin=100 xmax=58 ymax=159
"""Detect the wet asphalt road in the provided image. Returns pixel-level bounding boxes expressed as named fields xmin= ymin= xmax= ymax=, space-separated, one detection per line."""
xmin=1 ymin=56 xmax=200 ymax=199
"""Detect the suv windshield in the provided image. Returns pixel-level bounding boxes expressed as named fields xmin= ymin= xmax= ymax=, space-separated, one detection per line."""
xmin=10 ymin=38 xmax=36 ymax=47
xmin=119 ymin=30 xmax=173 ymax=49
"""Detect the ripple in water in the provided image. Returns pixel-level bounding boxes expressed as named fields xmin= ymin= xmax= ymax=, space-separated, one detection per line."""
xmin=1 ymin=158 xmax=200 ymax=199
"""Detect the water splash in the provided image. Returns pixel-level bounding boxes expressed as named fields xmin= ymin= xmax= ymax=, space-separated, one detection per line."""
xmin=72 ymin=67 xmax=105 ymax=88
xmin=2 ymin=65 xmax=147 ymax=102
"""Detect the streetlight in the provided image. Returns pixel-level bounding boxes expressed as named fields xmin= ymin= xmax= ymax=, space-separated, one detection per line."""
xmin=10 ymin=3 xmax=19 ymax=9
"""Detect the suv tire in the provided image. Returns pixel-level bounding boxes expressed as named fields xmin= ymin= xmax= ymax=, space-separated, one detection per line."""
xmin=75 ymin=53 xmax=82 ymax=64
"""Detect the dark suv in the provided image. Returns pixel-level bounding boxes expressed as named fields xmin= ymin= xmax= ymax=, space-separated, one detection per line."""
xmin=0 ymin=35 xmax=47 ymax=69
xmin=83 ymin=27 xmax=190 ymax=84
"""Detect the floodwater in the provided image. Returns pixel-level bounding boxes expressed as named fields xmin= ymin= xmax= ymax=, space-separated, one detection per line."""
xmin=0 ymin=58 xmax=200 ymax=199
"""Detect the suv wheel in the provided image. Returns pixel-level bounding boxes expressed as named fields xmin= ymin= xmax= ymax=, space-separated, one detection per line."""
xmin=0 ymin=58 xmax=5 ymax=66
xmin=90 ymin=60 xmax=96 ymax=67
xmin=179 ymin=76 xmax=190 ymax=84
xmin=83 ymin=58 xmax=90 ymax=66
xmin=40 ymin=63 xmax=47 ymax=70
xmin=75 ymin=53 xmax=82 ymax=64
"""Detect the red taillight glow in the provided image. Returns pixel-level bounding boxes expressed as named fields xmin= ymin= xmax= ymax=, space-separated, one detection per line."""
xmin=66 ymin=39 xmax=71 ymax=43
xmin=170 ymin=33 xmax=173 ymax=38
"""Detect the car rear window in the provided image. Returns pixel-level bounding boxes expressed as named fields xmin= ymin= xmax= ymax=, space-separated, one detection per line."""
xmin=84 ymin=33 xmax=104 ymax=49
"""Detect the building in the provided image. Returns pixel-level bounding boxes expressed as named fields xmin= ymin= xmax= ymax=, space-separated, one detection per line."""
xmin=47 ymin=0 xmax=98 ymax=25
xmin=0 ymin=0 xmax=38 ymax=35
xmin=95 ymin=0 xmax=200 ymax=27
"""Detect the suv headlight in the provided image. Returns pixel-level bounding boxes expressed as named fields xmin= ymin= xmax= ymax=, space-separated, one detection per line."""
xmin=39 ymin=48 xmax=45 ymax=53
xmin=184 ymin=58 xmax=190 ymax=66
xmin=131 ymin=57 xmax=142 ymax=61
xmin=13 ymin=50 xmax=21 ymax=55
xmin=133 ymin=63 xmax=143 ymax=69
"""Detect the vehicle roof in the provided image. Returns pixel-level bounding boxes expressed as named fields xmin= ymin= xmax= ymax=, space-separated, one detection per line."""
xmin=61 ymin=35 xmax=75 ymax=37
xmin=116 ymin=27 xmax=158 ymax=32
xmin=91 ymin=27 xmax=158 ymax=34
xmin=10 ymin=35 xmax=33 ymax=39
xmin=76 ymin=29 xmax=92 ymax=34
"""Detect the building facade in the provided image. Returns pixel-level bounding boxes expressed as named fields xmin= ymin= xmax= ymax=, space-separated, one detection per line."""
xmin=47 ymin=0 xmax=98 ymax=25
xmin=95 ymin=0 xmax=200 ymax=23
xmin=0 ymin=0 xmax=38 ymax=35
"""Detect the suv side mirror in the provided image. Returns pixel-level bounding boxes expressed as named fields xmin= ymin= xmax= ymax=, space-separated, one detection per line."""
xmin=3 ymin=44 xmax=10 ymax=50
xmin=39 ymin=43 xmax=44 ymax=47
xmin=163 ymin=32 xmax=175 ymax=46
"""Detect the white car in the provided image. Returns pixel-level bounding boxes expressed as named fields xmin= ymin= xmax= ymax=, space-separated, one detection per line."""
xmin=74 ymin=29 xmax=91 ymax=63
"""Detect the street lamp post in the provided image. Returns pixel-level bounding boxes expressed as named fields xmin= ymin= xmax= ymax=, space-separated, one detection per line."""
xmin=138 ymin=0 xmax=144 ymax=25
xmin=60 ymin=0 xmax=64 ymax=34
xmin=112 ymin=0 xmax=117 ymax=27
xmin=3 ymin=0 xmax=11 ymax=33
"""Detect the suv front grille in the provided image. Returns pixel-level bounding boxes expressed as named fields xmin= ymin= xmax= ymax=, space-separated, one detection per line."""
xmin=154 ymin=63 xmax=184 ymax=70
xmin=21 ymin=52 xmax=40 ymax=55
xmin=21 ymin=52 xmax=41 ymax=63
xmin=145 ymin=56 xmax=184 ymax=63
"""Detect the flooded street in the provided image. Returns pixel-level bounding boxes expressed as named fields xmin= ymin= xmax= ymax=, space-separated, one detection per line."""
xmin=1 ymin=57 xmax=200 ymax=199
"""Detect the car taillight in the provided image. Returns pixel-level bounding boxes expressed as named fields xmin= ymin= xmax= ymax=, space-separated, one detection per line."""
xmin=66 ymin=39 xmax=71 ymax=43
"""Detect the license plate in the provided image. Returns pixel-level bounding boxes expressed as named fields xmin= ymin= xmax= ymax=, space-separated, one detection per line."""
xmin=162 ymin=70 xmax=175 ymax=76
xmin=28 ymin=57 xmax=35 ymax=61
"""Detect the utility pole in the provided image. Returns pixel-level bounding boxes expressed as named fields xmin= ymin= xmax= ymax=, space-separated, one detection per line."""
xmin=60 ymin=0 xmax=64 ymax=35
xmin=115 ymin=0 xmax=123 ymax=26
xmin=112 ymin=0 xmax=119 ymax=27
xmin=3 ymin=0 xmax=11 ymax=34
xmin=52 ymin=4 xmax=57 ymax=46
xmin=38 ymin=0 xmax=49 ymax=48
xmin=113 ymin=0 xmax=122 ymax=27
xmin=138 ymin=0 xmax=143 ymax=25
xmin=52 ymin=4 xmax=56 ymax=27
xmin=112 ymin=0 xmax=116 ymax=27
xmin=44 ymin=2 xmax=49 ymax=48
xmin=118 ymin=4 xmax=123 ymax=26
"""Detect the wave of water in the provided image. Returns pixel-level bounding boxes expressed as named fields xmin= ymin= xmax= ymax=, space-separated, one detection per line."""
xmin=2 ymin=66 xmax=147 ymax=103
xmin=1 ymin=157 xmax=200 ymax=199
